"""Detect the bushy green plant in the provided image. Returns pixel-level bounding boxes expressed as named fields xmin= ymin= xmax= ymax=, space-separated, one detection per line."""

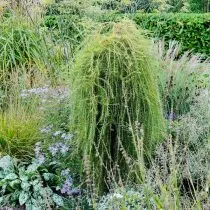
xmin=0 ymin=17 xmax=45 ymax=71
xmin=169 ymin=91 xmax=210 ymax=188
xmin=44 ymin=0 xmax=93 ymax=16
xmin=0 ymin=148 xmax=79 ymax=209
xmin=154 ymin=41 xmax=209 ymax=117
xmin=70 ymin=20 xmax=165 ymax=194
xmin=134 ymin=13 xmax=210 ymax=56
xmin=0 ymin=155 xmax=63 ymax=209
xmin=43 ymin=15 xmax=91 ymax=54
xmin=0 ymin=109 xmax=43 ymax=160
xmin=97 ymin=187 xmax=154 ymax=209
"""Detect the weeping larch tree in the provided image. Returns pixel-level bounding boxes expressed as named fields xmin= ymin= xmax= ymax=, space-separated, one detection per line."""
xmin=70 ymin=20 xmax=165 ymax=194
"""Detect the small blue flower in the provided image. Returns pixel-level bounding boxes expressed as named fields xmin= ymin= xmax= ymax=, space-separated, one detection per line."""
xmin=40 ymin=125 xmax=53 ymax=134
xmin=34 ymin=142 xmax=41 ymax=157
xmin=61 ymin=133 xmax=73 ymax=141
xmin=53 ymin=131 xmax=63 ymax=136
xmin=60 ymin=177 xmax=73 ymax=195
xmin=61 ymin=169 xmax=70 ymax=177
xmin=60 ymin=144 xmax=69 ymax=154
xmin=49 ymin=145 xmax=58 ymax=155
xmin=38 ymin=154 xmax=45 ymax=165
xmin=166 ymin=111 xmax=176 ymax=121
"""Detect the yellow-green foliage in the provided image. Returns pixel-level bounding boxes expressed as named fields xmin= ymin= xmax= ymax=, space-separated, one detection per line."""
xmin=0 ymin=107 xmax=43 ymax=160
xmin=70 ymin=20 xmax=165 ymax=193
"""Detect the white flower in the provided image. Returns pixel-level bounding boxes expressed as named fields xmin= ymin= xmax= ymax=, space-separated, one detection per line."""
xmin=20 ymin=93 xmax=29 ymax=98
xmin=40 ymin=125 xmax=53 ymax=134
xmin=53 ymin=131 xmax=63 ymax=136
xmin=61 ymin=133 xmax=73 ymax=140
xmin=112 ymin=193 xmax=123 ymax=199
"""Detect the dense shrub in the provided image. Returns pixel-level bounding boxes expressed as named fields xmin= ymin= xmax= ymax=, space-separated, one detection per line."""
xmin=44 ymin=0 xmax=92 ymax=16
xmin=69 ymin=20 xmax=165 ymax=194
xmin=43 ymin=15 xmax=87 ymax=47
xmin=134 ymin=13 xmax=210 ymax=56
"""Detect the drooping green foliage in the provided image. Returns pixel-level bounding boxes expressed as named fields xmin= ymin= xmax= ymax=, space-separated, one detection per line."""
xmin=134 ymin=13 xmax=210 ymax=57
xmin=70 ymin=20 xmax=165 ymax=193
xmin=0 ymin=19 xmax=45 ymax=69
xmin=0 ymin=108 xmax=43 ymax=160
xmin=0 ymin=17 xmax=46 ymax=88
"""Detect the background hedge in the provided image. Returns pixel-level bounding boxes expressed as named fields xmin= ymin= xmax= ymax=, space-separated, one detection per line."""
xmin=134 ymin=13 xmax=210 ymax=56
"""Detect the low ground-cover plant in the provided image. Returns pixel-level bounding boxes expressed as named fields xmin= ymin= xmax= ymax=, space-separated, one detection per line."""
xmin=0 ymin=145 xmax=80 ymax=209
xmin=97 ymin=187 xmax=155 ymax=209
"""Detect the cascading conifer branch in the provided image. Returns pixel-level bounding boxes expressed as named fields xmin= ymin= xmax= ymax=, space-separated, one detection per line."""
xmin=69 ymin=20 xmax=165 ymax=194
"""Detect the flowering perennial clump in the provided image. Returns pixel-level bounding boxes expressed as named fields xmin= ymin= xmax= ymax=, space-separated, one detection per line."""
xmin=20 ymin=86 xmax=69 ymax=101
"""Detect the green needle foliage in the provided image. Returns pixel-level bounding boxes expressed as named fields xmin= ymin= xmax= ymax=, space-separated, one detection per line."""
xmin=70 ymin=20 xmax=165 ymax=194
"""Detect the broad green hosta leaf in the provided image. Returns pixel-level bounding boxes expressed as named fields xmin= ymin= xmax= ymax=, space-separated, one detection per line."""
xmin=26 ymin=199 xmax=42 ymax=210
xmin=21 ymin=181 xmax=31 ymax=191
xmin=52 ymin=194 xmax=64 ymax=206
xmin=0 ymin=155 xmax=14 ymax=172
xmin=9 ymin=179 xmax=21 ymax=188
xmin=43 ymin=172 xmax=53 ymax=181
xmin=26 ymin=163 xmax=39 ymax=174
xmin=19 ymin=191 xmax=29 ymax=205
xmin=19 ymin=174 xmax=29 ymax=182
xmin=5 ymin=173 xmax=18 ymax=180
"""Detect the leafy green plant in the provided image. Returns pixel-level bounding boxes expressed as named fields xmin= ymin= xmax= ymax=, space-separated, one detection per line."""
xmin=134 ymin=13 xmax=210 ymax=56
xmin=43 ymin=15 xmax=91 ymax=56
xmin=97 ymin=187 xmax=155 ymax=209
xmin=0 ymin=140 xmax=81 ymax=210
xmin=70 ymin=20 xmax=165 ymax=194
xmin=0 ymin=155 xmax=64 ymax=209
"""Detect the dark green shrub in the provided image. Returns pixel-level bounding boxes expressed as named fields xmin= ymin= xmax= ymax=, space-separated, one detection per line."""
xmin=70 ymin=21 xmax=165 ymax=194
xmin=43 ymin=15 xmax=86 ymax=46
xmin=134 ymin=13 xmax=210 ymax=56
xmin=44 ymin=0 xmax=92 ymax=16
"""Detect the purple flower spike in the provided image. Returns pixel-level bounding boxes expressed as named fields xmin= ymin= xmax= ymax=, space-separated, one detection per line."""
xmin=61 ymin=177 xmax=73 ymax=195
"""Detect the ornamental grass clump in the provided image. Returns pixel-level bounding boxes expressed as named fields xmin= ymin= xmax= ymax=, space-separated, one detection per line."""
xmin=70 ymin=21 xmax=165 ymax=193
xmin=0 ymin=16 xmax=47 ymax=88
